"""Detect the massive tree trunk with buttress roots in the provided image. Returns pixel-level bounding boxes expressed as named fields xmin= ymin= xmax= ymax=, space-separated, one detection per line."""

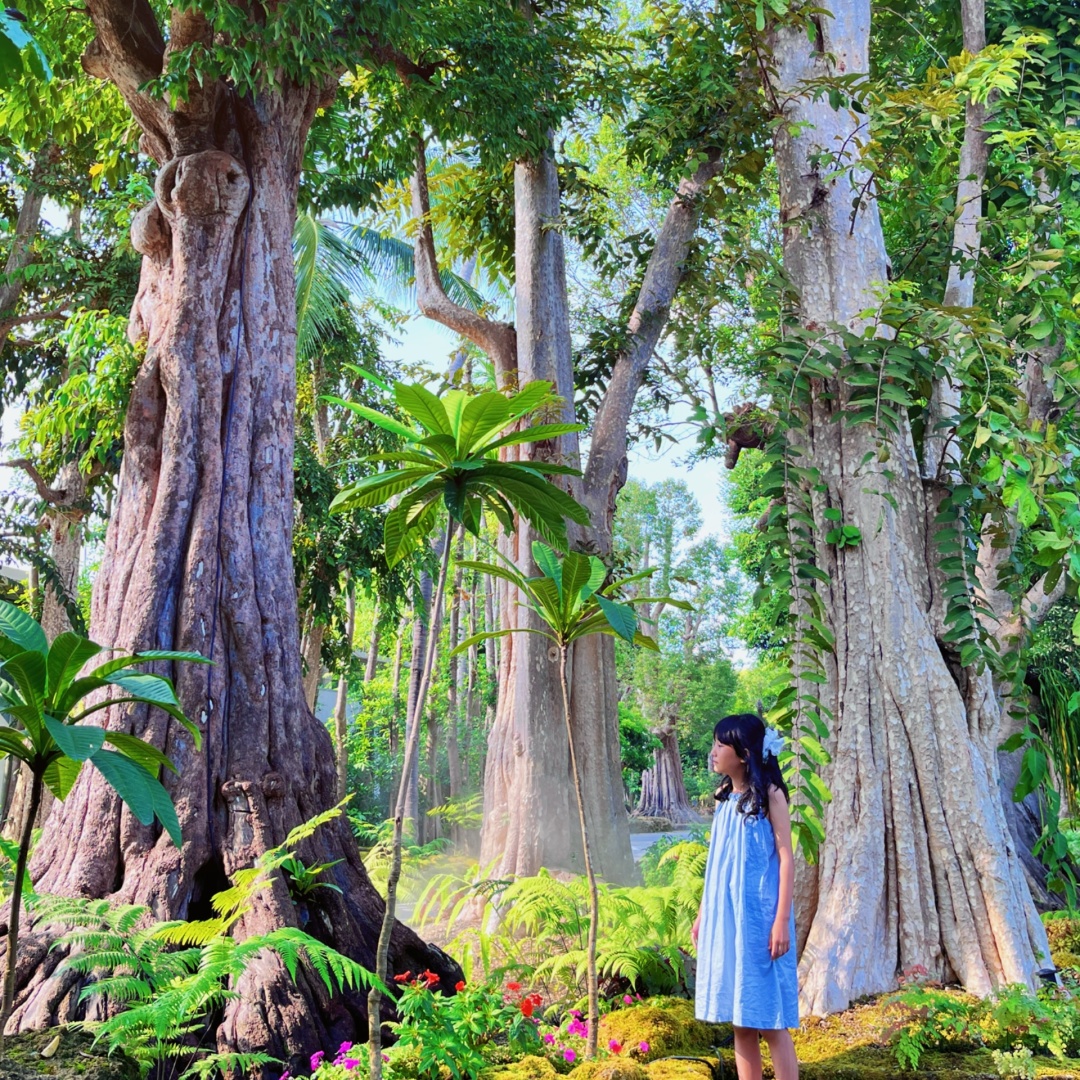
xmin=2 ymin=0 xmax=459 ymax=1063
xmin=764 ymin=0 xmax=1052 ymax=1015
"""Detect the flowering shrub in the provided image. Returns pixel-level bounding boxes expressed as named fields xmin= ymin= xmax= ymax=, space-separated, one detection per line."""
xmin=390 ymin=975 xmax=544 ymax=1079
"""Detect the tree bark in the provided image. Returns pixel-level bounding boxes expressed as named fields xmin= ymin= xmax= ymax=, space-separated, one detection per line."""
xmin=403 ymin=579 xmax=432 ymax=841
xmin=4 ymin=8 xmax=459 ymax=1059
xmin=0 ymin=153 xmax=47 ymax=352
xmin=762 ymin=0 xmax=1050 ymax=1014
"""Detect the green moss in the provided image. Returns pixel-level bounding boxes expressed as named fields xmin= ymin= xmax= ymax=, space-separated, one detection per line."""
xmin=598 ymin=999 xmax=728 ymax=1063
xmin=567 ymin=1062 xmax=649 ymax=1080
xmin=645 ymin=1057 xmax=715 ymax=1079
xmin=0 ymin=1027 xmax=140 ymax=1080
xmin=480 ymin=1055 xmax=561 ymax=1080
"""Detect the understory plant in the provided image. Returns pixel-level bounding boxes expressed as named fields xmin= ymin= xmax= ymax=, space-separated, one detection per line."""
xmin=38 ymin=806 xmax=384 ymax=1080
xmin=415 ymin=840 xmax=707 ymax=1003
xmin=453 ymin=541 xmax=688 ymax=1057
xmin=0 ymin=601 xmax=207 ymax=1036
xmin=328 ymin=376 xmax=587 ymax=1079
xmin=889 ymin=983 xmax=1080 ymax=1072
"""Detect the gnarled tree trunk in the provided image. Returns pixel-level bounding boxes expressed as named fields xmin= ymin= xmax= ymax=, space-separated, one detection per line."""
xmin=634 ymin=713 xmax=701 ymax=825
xmin=2 ymin=4 xmax=458 ymax=1063
xmin=763 ymin=0 xmax=1050 ymax=1015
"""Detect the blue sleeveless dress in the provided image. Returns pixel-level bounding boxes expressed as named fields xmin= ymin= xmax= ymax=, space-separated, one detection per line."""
xmin=694 ymin=793 xmax=799 ymax=1030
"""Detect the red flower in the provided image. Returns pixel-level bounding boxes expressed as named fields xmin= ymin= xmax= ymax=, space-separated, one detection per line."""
xmin=421 ymin=969 xmax=440 ymax=989
xmin=455 ymin=981 xmax=467 ymax=992
xmin=520 ymin=999 xmax=534 ymax=1017
xmin=393 ymin=971 xmax=412 ymax=983
xmin=529 ymin=994 xmax=543 ymax=1007
xmin=506 ymin=981 xmax=522 ymax=992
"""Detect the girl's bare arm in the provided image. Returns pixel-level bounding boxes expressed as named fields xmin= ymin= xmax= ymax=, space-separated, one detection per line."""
xmin=768 ymin=786 xmax=795 ymax=958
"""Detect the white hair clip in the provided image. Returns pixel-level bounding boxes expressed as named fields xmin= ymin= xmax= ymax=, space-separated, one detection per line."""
xmin=762 ymin=727 xmax=786 ymax=761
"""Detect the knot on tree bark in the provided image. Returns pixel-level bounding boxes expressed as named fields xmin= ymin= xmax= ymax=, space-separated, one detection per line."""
xmin=261 ymin=772 xmax=286 ymax=799
xmin=723 ymin=402 xmax=772 ymax=469
xmin=131 ymin=200 xmax=171 ymax=258
xmin=156 ymin=151 xmax=249 ymax=223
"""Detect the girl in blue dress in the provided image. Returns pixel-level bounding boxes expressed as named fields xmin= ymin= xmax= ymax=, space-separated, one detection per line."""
xmin=692 ymin=713 xmax=799 ymax=1080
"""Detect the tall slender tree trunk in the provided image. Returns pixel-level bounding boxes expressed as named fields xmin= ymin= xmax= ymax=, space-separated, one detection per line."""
xmin=403 ymin=578 xmax=432 ymax=840
xmin=762 ymin=0 xmax=1050 ymax=1014
xmin=335 ymin=578 xmax=357 ymax=801
xmin=445 ymin=536 xmax=464 ymax=806
xmin=5 ymin=14 xmax=458 ymax=1055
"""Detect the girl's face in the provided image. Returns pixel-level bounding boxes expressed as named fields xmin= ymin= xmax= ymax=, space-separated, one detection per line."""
xmin=710 ymin=737 xmax=744 ymax=778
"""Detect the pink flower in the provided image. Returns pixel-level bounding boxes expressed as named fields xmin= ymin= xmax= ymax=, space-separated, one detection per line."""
xmin=639 ymin=1041 xmax=650 ymax=1054
xmin=343 ymin=1059 xmax=360 ymax=1071
xmin=567 ymin=1019 xmax=588 ymax=1038
xmin=310 ymin=1051 xmax=325 ymax=1071
xmin=281 ymin=1073 xmax=291 ymax=1080
xmin=623 ymin=995 xmax=633 ymax=1005
xmin=338 ymin=1043 xmax=352 ymax=1054
xmin=382 ymin=1054 xmax=389 ymax=1063
xmin=570 ymin=1009 xmax=582 ymax=1019
xmin=543 ymin=1033 xmax=556 ymax=1045
xmin=564 ymin=1049 xmax=577 ymax=1063
xmin=609 ymin=1039 xmax=623 ymax=1053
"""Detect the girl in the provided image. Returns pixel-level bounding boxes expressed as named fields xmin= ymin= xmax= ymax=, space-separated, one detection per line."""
xmin=692 ymin=713 xmax=799 ymax=1080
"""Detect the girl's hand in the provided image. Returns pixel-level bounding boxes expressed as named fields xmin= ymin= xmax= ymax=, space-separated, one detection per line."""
xmin=692 ymin=913 xmax=701 ymax=948
xmin=769 ymin=918 xmax=790 ymax=960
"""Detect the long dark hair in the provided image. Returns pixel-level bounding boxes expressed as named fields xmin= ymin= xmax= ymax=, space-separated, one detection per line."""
xmin=713 ymin=713 xmax=789 ymax=819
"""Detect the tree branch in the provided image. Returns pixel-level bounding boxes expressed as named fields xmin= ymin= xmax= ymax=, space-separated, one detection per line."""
xmin=582 ymin=151 xmax=723 ymax=513
xmin=410 ymin=137 xmax=518 ymax=375
xmin=82 ymin=0 xmax=170 ymax=162
xmin=1 ymin=459 xmax=69 ymax=505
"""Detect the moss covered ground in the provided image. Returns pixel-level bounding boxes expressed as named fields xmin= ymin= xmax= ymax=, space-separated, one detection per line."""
xmin=481 ymin=992 xmax=1080 ymax=1080
xmin=0 ymin=1027 xmax=140 ymax=1080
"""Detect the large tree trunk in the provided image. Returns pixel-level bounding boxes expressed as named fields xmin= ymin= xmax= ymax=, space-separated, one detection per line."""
xmin=479 ymin=149 xmax=637 ymax=883
xmin=4 ymin=14 xmax=458 ymax=1061
xmin=634 ymin=713 xmax=701 ymax=825
xmin=764 ymin=0 xmax=1050 ymax=1015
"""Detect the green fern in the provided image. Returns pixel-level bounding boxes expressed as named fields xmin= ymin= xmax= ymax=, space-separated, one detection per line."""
xmin=414 ymin=856 xmax=705 ymax=1002
xmin=36 ymin=805 xmax=386 ymax=1080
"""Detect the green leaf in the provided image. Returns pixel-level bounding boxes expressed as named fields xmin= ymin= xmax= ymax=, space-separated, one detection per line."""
xmin=450 ymin=628 xmax=515 ymax=658
xmin=0 ymin=724 xmax=31 ymax=762
xmin=594 ymin=596 xmax=637 ymax=643
xmin=43 ymin=715 xmax=106 ymax=761
xmin=323 ymin=399 xmax=419 ymax=442
xmin=92 ymin=751 xmax=182 ymax=846
xmin=330 ymin=468 xmax=433 ymax=513
xmin=0 ymin=650 xmax=46 ymax=733
xmin=560 ymin=552 xmax=595 ymax=615
xmin=46 ymin=633 xmax=103 ymax=702
xmin=532 ymin=542 xmax=562 ymax=596
xmin=104 ymin=732 xmax=178 ymax=775
xmin=457 ymin=393 xmax=511 ymax=456
xmin=105 ymin=672 xmax=181 ymax=710
xmin=43 ymin=754 xmax=82 ymax=800
xmin=0 ymin=600 xmax=48 ymax=656
xmin=479 ymin=423 xmax=585 ymax=455
xmin=394 ymin=383 xmax=451 ymax=437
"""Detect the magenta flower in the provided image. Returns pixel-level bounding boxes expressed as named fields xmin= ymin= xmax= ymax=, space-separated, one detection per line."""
xmin=310 ymin=1051 xmax=325 ymax=1071
xmin=570 ymin=1009 xmax=582 ymax=1019
xmin=564 ymin=1049 xmax=577 ymax=1063
xmin=639 ymin=1041 xmax=650 ymax=1053
xmin=343 ymin=1059 xmax=360 ymax=1071
xmin=609 ymin=1039 xmax=623 ymax=1053
xmin=382 ymin=1054 xmax=389 ymax=1063
xmin=281 ymin=1073 xmax=291 ymax=1080
xmin=543 ymin=1033 xmax=556 ymax=1045
xmin=623 ymin=995 xmax=633 ymax=1005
